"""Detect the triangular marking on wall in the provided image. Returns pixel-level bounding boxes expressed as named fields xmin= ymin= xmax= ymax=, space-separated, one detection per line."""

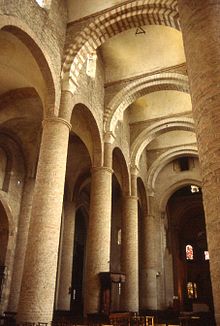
xmin=135 ymin=27 xmax=146 ymax=35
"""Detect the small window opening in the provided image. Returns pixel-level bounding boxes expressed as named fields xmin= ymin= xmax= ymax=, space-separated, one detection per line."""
xmin=204 ymin=251 xmax=210 ymax=260
xmin=187 ymin=282 xmax=197 ymax=299
xmin=191 ymin=185 xmax=200 ymax=193
xmin=179 ymin=157 xmax=189 ymax=171
xmin=186 ymin=244 xmax=194 ymax=260
xmin=117 ymin=229 xmax=121 ymax=245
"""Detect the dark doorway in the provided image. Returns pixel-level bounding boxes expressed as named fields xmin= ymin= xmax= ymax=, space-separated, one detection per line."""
xmin=71 ymin=208 xmax=87 ymax=316
xmin=167 ymin=185 xmax=214 ymax=314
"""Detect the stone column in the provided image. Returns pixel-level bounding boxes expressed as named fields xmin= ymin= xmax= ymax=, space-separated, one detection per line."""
xmin=7 ymin=177 xmax=35 ymax=312
xmin=121 ymin=169 xmax=139 ymax=312
xmin=178 ymin=1 xmax=220 ymax=323
xmin=139 ymin=198 xmax=157 ymax=310
xmin=16 ymin=116 xmax=71 ymax=324
xmin=84 ymin=166 xmax=112 ymax=315
xmin=104 ymin=132 xmax=114 ymax=169
xmin=57 ymin=201 xmax=75 ymax=311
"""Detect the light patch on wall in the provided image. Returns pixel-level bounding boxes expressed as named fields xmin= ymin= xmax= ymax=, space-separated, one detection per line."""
xmin=35 ymin=0 xmax=51 ymax=9
xmin=86 ymin=53 xmax=97 ymax=79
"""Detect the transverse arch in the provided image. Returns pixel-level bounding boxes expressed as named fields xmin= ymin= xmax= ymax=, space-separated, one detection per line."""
xmin=104 ymin=73 xmax=189 ymax=134
xmin=62 ymin=0 xmax=180 ymax=92
xmin=131 ymin=117 xmax=195 ymax=168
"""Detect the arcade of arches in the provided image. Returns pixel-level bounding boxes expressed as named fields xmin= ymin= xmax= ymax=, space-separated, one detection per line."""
xmin=0 ymin=1 xmax=219 ymax=325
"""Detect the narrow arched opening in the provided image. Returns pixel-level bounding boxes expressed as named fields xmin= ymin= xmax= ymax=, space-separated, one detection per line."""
xmin=166 ymin=185 xmax=214 ymax=322
xmin=0 ymin=200 xmax=9 ymax=302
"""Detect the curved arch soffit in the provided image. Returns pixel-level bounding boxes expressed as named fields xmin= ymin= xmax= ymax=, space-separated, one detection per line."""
xmin=137 ymin=176 xmax=148 ymax=214
xmin=131 ymin=117 xmax=195 ymax=167
xmin=0 ymin=191 xmax=14 ymax=235
xmin=105 ymin=73 xmax=189 ymax=133
xmin=147 ymin=145 xmax=198 ymax=194
xmin=112 ymin=146 xmax=130 ymax=195
xmin=72 ymin=103 xmax=103 ymax=167
xmin=62 ymin=0 xmax=180 ymax=92
xmin=159 ymin=178 xmax=202 ymax=212
xmin=0 ymin=15 xmax=58 ymax=115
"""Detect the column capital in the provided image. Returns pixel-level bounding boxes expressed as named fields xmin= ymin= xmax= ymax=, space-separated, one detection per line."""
xmin=104 ymin=131 xmax=115 ymax=144
xmin=91 ymin=166 xmax=113 ymax=174
xmin=123 ymin=195 xmax=138 ymax=201
xmin=130 ymin=164 xmax=139 ymax=176
xmin=42 ymin=117 xmax=72 ymax=131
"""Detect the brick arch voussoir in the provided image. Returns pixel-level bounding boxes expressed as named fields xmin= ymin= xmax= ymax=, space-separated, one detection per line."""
xmin=62 ymin=0 xmax=180 ymax=90
xmin=105 ymin=74 xmax=189 ymax=133
xmin=131 ymin=117 xmax=195 ymax=167
xmin=0 ymin=15 xmax=58 ymax=116
xmin=147 ymin=145 xmax=198 ymax=194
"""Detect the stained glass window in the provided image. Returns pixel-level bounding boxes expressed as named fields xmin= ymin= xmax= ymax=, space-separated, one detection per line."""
xmin=117 ymin=229 xmax=121 ymax=245
xmin=186 ymin=244 xmax=194 ymax=260
xmin=204 ymin=250 xmax=210 ymax=260
xmin=187 ymin=282 xmax=197 ymax=299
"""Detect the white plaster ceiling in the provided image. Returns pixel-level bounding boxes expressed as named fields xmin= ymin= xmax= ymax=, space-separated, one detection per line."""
xmin=0 ymin=31 xmax=46 ymax=101
xmin=100 ymin=25 xmax=186 ymax=84
xmin=147 ymin=130 xmax=197 ymax=150
xmin=128 ymin=91 xmax=192 ymax=123
xmin=67 ymin=0 xmax=122 ymax=22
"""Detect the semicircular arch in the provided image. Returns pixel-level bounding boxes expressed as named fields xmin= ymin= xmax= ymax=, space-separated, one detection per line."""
xmin=131 ymin=117 xmax=195 ymax=167
xmin=147 ymin=145 xmax=198 ymax=194
xmin=112 ymin=146 xmax=130 ymax=196
xmin=62 ymin=1 xmax=179 ymax=92
xmin=0 ymin=15 xmax=58 ymax=115
xmin=159 ymin=178 xmax=202 ymax=213
xmin=105 ymin=73 xmax=189 ymax=133
xmin=71 ymin=103 xmax=103 ymax=167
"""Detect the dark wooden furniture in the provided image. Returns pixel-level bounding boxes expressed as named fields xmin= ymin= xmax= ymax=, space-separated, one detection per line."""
xmin=99 ymin=272 xmax=125 ymax=315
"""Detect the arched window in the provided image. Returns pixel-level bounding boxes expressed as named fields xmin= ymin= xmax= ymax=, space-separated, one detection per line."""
xmin=186 ymin=244 xmax=194 ymax=260
xmin=187 ymin=282 xmax=197 ymax=299
xmin=204 ymin=250 xmax=209 ymax=260
xmin=117 ymin=229 xmax=121 ymax=245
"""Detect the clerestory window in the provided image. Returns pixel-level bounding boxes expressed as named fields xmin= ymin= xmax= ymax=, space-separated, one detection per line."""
xmin=186 ymin=244 xmax=194 ymax=260
xmin=187 ymin=282 xmax=197 ymax=299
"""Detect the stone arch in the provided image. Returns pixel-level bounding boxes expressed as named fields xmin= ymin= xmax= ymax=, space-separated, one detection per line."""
xmin=112 ymin=147 xmax=130 ymax=196
xmin=137 ymin=177 xmax=147 ymax=214
xmin=131 ymin=117 xmax=195 ymax=167
xmin=104 ymin=73 xmax=189 ymax=133
xmin=159 ymin=178 xmax=202 ymax=213
xmin=71 ymin=103 xmax=103 ymax=167
xmin=73 ymin=169 xmax=91 ymax=204
xmin=0 ymin=15 xmax=58 ymax=115
xmin=62 ymin=0 xmax=179 ymax=92
xmin=0 ymin=191 xmax=16 ymax=309
xmin=147 ymin=145 xmax=198 ymax=194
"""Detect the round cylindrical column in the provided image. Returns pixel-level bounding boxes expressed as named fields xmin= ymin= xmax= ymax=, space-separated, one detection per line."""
xmin=57 ymin=201 xmax=75 ymax=311
xmin=84 ymin=166 xmax=112 ymax=314
xmin=7 ymin=177 xmax=35 ymax=312
xmin=178 ymin=1 xmax=220 ymax=322
xmin=140 ymin=211 xmax=157 ymax=310
xmin=121 ymin=195 xmax=139 ymax=312
xmin=104 ymin=132 xmax=114 ymax=169
xmin=16 ymin=116 xmax=71 ymax=324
